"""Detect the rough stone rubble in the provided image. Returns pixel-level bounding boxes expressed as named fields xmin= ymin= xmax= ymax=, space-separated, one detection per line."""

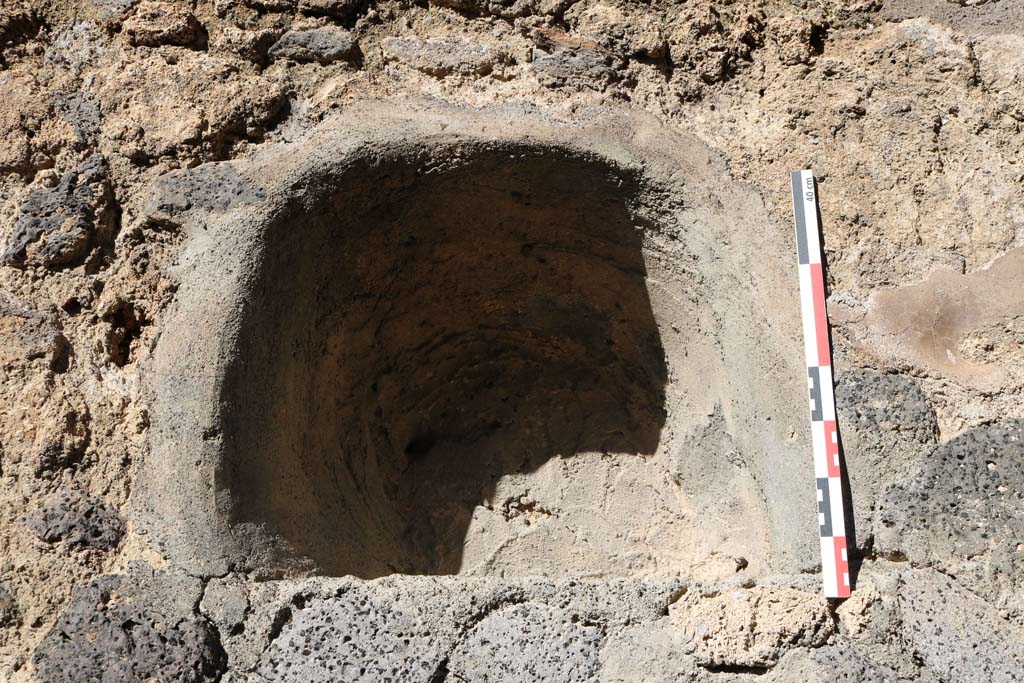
xmin=1 ymin=0 xmax=1023 ymax=681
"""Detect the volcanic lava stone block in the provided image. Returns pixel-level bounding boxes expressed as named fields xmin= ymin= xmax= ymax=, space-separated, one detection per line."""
xmin=268 ymin=27 xmax=357 ymax=64
xmin=141 ymin=161 xmax=265 ymax=230
xmin=2 ymin=154 xmax=115 ymax=269
xmin=896 ymin=567 xmax=1024 ymax=681
xmin=18 ymin=486 xmax=125 ymax=551
xmin=834 ymin=368 xmax=939 ymax=542
xmin=297 ymin=0 xmax=361 ymax=18
xmin=530 ymin=32 xmax=623 ymax=90
xmin=0 ymin=583 xmax=18 ymax=628
xmin=33 ymin=565 xmax=227 ymax=683
xmin=765 ymin=643 xmax=901 ymax=681
xmin=258 ymin=581 xmax=471 ymax=682
xmin=876 ymin=420 xmax=1024 ymax=620
xmin=381 ymin=36 xmax=508 ymax=77
xmin=447 ymin=602 xmax=603 ymax=682
xmin=0 ymin=294 xmax=70 ymax=371
xmin=430 ymin=0 xmax=575 ymax=19
xmin=253 ymin=578 xmax=687 ymax=682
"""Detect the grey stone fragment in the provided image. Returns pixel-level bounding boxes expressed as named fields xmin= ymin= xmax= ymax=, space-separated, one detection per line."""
xmin=32 ymin=565 xmax=227 ymax=683
xmin=531 ymin=46 xmax=621 ymax=89
xmin=220 ymin=673 xmax=270 ymax=683
xmin=382 ymin=36 xmax=508 ymax=77
xmin=0 ymin=293 xmax=70 ymax=371
xmin=297 ymin=0 xmax=361 ymax=18
xmin=18 ymin=487 xmax=125 ymax=551
xmin=51 ymin=91 xmax=103 ymax=145
xmin=766 ymin=642 xmax=901 ymax=682
xmin=89 ymin=0 xmax=139 ymax=24
xmin=447 ymin=602 xmax=603 ymax=682
xmin=200 ymin=575 xmax=282 ymax=673
xmin=431 ymin=0 xmax=578 ymax=19
xmin=833 ymin=368 xmax=938 ymax=544
xmin=897 ymin=567 xmax=1024 ymax=682
xmin=0 ymin=582 xmax=18 ymax=628
xmin=257 ymin=581 xmax=468 ymax=682
xmin=530 ymin=31 xmax=622 ymax=90
xmin=876 ymin=420 xmax=1024 ymax=620
xmin=201 ymin=580 xmax=250 ymax=633
xmin=124 ymin=1 xmax=203 ymax=47
xmin=215 ymin=26 xmax=281 ymax=63
xmin=142 ymin=161 xmax=265 ymax=230
xmin=599 ymin=618 xmax=704 ymax=682
xmin=268 ymin=27 xmax=357 ymax=64
xmin=2 ymin=154 xmax=115 ymax=269
xmin=45 ymin=21 xmax=110 ymax=73
xmin=252 ymin=577 xmax=685 ymax=682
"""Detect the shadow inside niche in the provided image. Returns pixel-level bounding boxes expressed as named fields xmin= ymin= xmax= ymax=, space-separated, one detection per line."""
xmin=219 ymin=148 xmax=669 ymax=577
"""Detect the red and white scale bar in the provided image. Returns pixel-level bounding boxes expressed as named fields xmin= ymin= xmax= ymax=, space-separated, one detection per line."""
xmin=791 ymin=169 xmax=851 ymax=598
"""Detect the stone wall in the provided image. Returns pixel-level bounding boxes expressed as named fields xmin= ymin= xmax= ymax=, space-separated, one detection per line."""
xmin=1 ymin=0 xmax=1023 ymax=680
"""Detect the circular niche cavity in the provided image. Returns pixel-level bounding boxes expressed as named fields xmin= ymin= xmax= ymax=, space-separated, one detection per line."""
xmin=157 ymin=110 xmax=813 ymax=580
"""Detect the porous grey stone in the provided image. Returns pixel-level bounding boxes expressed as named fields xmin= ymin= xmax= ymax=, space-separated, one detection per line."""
xmin=598 ymin=618 xmax=703 ymax=682
xmin=765 ymin=643 xmax=901 ymax=682
xmin=0 ymin=294 xmax=70 ymax=372
xmin=51 ymin=90 xmax=103 ymax=145
xmin=447 ymin=602 xmax=603 ymax=682
xmin=89 ymin=0 xmax=139 ymax=24
xmin=200 ymin=580 xmax=250 ymax=634
xmin=257 ymin=580 xmax=472 ymax=682
xmin=123 ymin=1 xmax=203 ymax=47
xmin=18 ymin=487 xmax=125 ymax=551
xmin=2 ymin=154 xmax=115 ymax=269
xmin=382 ymin=36 xmax=508 ymax=77
xmin=297 ymin=0 xmax=361 ymax=18
xmin=896 ymin=567 xmax=1024 ymax=682
xmin=141 ymin=161 xmax=265 ymax=230
xmin=251 ymin=577 xmax=687 ymax=682
xmin=530 ymin=30 xmax=623 ymax=90
xmin=0 ymin=582 xmax=18 ymax=628
xmin=834 ymin=368 xmax=939 ymax=546
xmin=199 ymin=575 xmax=275 ymax=672
xmin=430 ymin=0 xmax=577 ymax=19
xmin=32 ymin=565 xmax=227 ymax=683
xmin=45 ymin=21 xmax=110 ymax=73
xmin=876 ymin=420 xmax=1024 ymax=621
xmin=268 ymin=27 xmax=357 ymax=64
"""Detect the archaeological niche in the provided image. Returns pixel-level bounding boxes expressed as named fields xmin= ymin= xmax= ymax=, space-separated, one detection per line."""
xmin=134 ymin=101 xmax=817 ymax=580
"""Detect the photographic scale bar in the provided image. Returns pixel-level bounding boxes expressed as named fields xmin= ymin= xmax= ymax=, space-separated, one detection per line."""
xmin=791 ymin=169 xmax=851 ymax=599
